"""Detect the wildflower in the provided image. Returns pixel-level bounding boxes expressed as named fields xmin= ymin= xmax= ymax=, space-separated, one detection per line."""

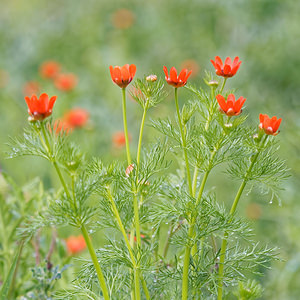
xmin=24 ymin=93 xmax=57 ymax=121
xmin=39 ymin=61 xmax=61 ymax=79
xmin=109 ymin=64 xmax=136 ymax=88
xmin=210 ymin=56 xmax=241 ymax=78
xmin=180 ymin=59 xmax=200 ymax=78
xmin=163 ymin=66 xmax=192 ymax=88
xmin=216 ymin=94 xmax=246 ymax=116
xmin=113 ymin=131 xmax=132 ymax=148
xmin=23 ymin=81 xmax=40 ymax=96
xmin=111 ymin=9 xmax=135 ymax=29
xmin=66 ymin=235 xmax=86 ymax=255
xmin=54 ymin=73 xmax=78 ymax=91
xmin=64 ymin=108 xmax=89 ymax=128
xmin=259 ymin=114 xmax=282 ymax=136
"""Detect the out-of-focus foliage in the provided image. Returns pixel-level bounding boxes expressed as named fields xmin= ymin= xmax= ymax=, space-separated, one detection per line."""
xmin=0 ymin=0 xmax=299 ymax=299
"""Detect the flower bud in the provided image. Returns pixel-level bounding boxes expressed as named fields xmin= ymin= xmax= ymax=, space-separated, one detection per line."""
xmin=125 ymin=164 xmax=135 ymax=177
xmin=208 ymin=80 xmax=219 ymax=87
xmin=146 ymin=74 xmax=157 ymax=82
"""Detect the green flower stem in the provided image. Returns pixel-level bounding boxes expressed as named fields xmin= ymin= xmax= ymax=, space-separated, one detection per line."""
xmin=182 ymin=149 xmax=217 ymax=299
xmin=40 ymin=122 xmax=110 ymax=300
xmin=217 ymin=138 xmax=266 ymax=300
xmin=122 ymin=88 xmax=132 ymax=165
xmin=81 ymin=225 xmax=110 ymax=300
xmin=163 ymin=222 xmax=182 ymax=258
xmin=192 ymin=166 xmax=199 ymax=197
xmin=107 ymin=187 xmax=150 ymax=299
xmin=141 ymin=278 xmax=150 ymax=300
xmin=175 ymin=88 xmax=193 ymax=195
xmin=219 ymin=78 xmax=227 ymax=94
xmin=137 ymin=104 xmax=148 ymax=168
xmin=106 ymin=187 xmax=136 ymax=264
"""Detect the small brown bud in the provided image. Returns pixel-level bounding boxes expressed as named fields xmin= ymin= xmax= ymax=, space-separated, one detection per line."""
xmin=146 ymin=74 xmax=157 ymax=82
xmin=125 ymin=164 xmax=135 ymax=177
xmin=208 ymin=80 xmax=219 ymax=87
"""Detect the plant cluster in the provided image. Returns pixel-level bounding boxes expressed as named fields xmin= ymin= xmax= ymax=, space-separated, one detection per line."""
xmin=0 ymin=56 xmax=288 ymax=299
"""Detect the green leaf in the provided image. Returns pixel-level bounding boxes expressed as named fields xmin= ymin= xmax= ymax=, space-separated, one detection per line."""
xmin=0 ymin=241 xmax=24 ymax=300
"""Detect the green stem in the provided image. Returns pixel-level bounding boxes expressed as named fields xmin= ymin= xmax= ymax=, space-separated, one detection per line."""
xmin=137 ymin=106 xmax=148 ymax=168
xmin=39 ymin=121 xmax=109 ymax=299
xmin=182 ymin=156 xmax=214 ymax=298
xmin=122 ymin=88 xmax=132 ymax=165
xmin=191 ymin=171 xmax=209 ymax=260
xmin=81 ymin=225 xmax=110 ymax=300
xmin=107 ymin=182 xmax=149 ymax=299
xmin=106 ymin=188 xmax=136 ymax=265
xmin=141 ymin=277 xmax=150 ymax=300
xmin=219 ymin=78 xmax=227 ymax=94
xmin=217 ymin=142 xmax=264 ymax=299
xmin=192 ymin=166 xmax=199 ymax=197
xmin=174 ymin=88 xmax=193 ymax=195
xmin=71 ymin=175 xmax=78 ymax=212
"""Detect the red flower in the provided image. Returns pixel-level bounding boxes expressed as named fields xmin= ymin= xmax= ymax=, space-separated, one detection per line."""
xmin=54 ymin=73 xmax=78 ymax=91
xmin=259 ymin=114 xmax=282 ymax=136
xmin=53 ymin=119 xmax=73 ymax=135
xmin=109 ymin=64 xmax=136 ymax=88
xmin=112 ymin=131 xmax=132 ymax=148
xmin=163 ymin=66 xmax=192 ymax=88
xmin=216 ymin=94 xmax=246 ymax=116
xmin=180 ymin=59 xmax=200 ymax=78
xmin=66 ymin=235 xmax=86 ymax=255
xmin=64 ymin=108 xmax=89 ymax=128
xmin=111 ymin=9 xmax=135 ymax=29
xmin=23 ymin=81 xmax=40 ymax=96
xmin=39 ymin=61 xmax=61 ymax=79
xmin=24 ymin=93 xmax=57 ymax=121
xmin=210 ymin=56 xmax=241 ymax=78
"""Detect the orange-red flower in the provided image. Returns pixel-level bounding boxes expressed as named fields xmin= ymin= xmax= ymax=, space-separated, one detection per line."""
xmin=163 ymin=66 xmax=192 ymax=88
xmin=259 ymin=114 xmax=282 ymax=136
xmin=210 ymin=56 xmax=241 ymax=78
xmin=111 ymin=9 xmax=135 ymax=29
xmin=180 ymin=59 xmax=200 ymax=78
xmin=66 ymin=235 xmax=86 ymax=255
xmin=216 ymin=94 xmax=246 ymax=116
xmin=64 ymin=108 xmax=89 ymax=128
xmin=109 ymin=64 xmax=136 ymax=88
xmin=112 ymin=131 xmax=132 ymax=148
xmin=53 ymin=119 xmax=73 ymax=135
xmin=54 ymin=73 xmax=78 ymax=91
xmin=39 ymin=61 xmax=61 ymax=79
xmin=23 ymin=81 xmax=40 ymax=96
xmin=25 ymin=93 xmax=57 ymax=121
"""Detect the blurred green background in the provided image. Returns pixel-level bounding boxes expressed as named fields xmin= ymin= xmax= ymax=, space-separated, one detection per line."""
xmin=0 ymin=0 xmax=299 ymax=298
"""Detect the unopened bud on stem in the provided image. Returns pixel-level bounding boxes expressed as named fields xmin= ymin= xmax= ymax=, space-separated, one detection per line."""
xmin=146 ymin=74 xmax=157 ymax=82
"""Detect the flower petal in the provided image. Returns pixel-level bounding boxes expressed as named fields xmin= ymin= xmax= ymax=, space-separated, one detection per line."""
xmin=129 ymin=64 xmax=136 ymax=78
xmin=216 ymin=94 xmax=227 ymax=112
xmin=121 ymin=65 xmax=130 ymax=82
xmin=178 ymin=69 xmax=188 ymax=82
xmin=273 ymin=118 xmax=282 ymax=132
xmin=170 ymin=67 xmax=178 ymax=83
xmin=223 ymin=64 xmax=231 ymax=76
xmin=163 ymin=66 xmax=169 ymax=78
xmin=225 ymin=57 xmax=232 ymax=65
xmin=215 ymin=56 xmax=223 ymax=67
